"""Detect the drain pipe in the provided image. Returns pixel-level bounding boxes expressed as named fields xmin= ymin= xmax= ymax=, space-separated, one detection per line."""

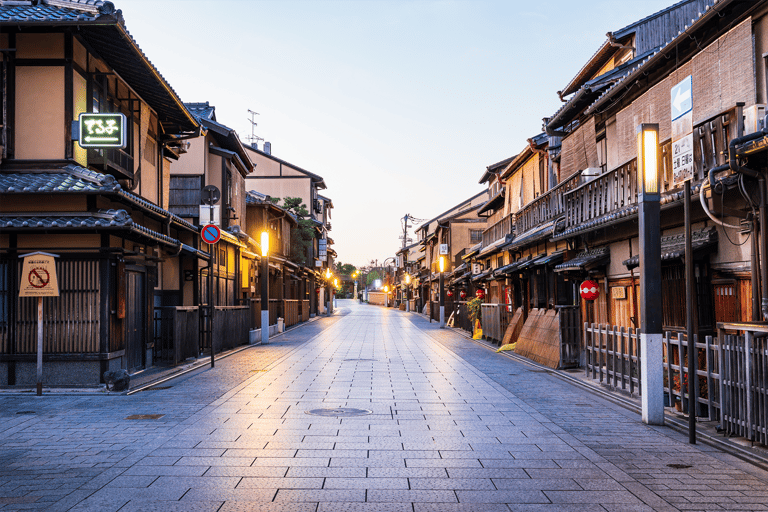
xmin=728 ymin=130 xmax=768 ymax=320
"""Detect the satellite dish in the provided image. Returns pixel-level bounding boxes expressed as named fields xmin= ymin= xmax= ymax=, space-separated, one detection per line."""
xmin=202 ymin=185 xmax=221 ymax=205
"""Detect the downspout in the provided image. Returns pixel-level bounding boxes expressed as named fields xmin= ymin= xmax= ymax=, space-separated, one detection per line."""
xmin=726 ymin=124 xmax=768 ymax=320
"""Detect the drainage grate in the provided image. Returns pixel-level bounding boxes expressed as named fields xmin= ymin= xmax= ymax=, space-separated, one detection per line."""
xmin=667 ymin=463 xmax=692 ymax=469
xmin=142 ymin=386 xmax=172 ymax=391
xmin=125 ymin=414 xmax=164 ymax=420
xmin=306 ymin=408 xmax=373 ymax=417
xmin=16 ymin=411 xmax=35 ymax=415
xmin=343 ymin=359 xmax=377 ymax=362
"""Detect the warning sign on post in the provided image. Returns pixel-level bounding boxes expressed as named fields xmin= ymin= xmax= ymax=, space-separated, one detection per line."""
xmin=19 ymin=252 xmax=59 ymax=297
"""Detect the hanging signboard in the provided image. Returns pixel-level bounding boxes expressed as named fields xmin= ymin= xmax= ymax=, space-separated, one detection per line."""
xmin=439 ymin=244 xmax=449 ymax=255
xmin=77 ymin=113 xmax=127 ymax=149
xmin=19 ymin=252 xmax=59 ymax=297
xmin=671 ymin=75 xmax=694 ymax=185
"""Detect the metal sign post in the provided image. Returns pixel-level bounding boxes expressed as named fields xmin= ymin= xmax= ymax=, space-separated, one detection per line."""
xmin=18 ymin=252 xmax=59 ymax=396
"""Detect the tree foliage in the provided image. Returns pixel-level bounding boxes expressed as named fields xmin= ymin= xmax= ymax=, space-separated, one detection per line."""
xmin=335 ymin=262 xmax=356 ymax=276
xmin=366 ymin=270 xmax=381 ymax=286
xmin=276 ymin=197 xmax=315 ymax=266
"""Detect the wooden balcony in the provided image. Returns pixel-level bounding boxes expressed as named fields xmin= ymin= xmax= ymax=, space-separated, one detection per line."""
xmin=515 ymin=172 xmax=581 ymax=234
xmin=482 ymin=213 xmax=514 ymax=247
xmin=87 ymin=147 xmax=134 ymax=181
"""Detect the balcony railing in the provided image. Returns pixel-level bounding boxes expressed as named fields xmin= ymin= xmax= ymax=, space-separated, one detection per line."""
xmin=87 ymin=147 xmax=135 ymax=180
xmin=515 ymin=172 xmax=581 ymax=234
xmin=482 ymin=213 xmax=514 ymax=247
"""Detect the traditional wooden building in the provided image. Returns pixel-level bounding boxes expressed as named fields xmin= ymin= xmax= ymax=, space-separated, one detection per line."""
xmin=0 ymin=0 xmax=204 ymax=384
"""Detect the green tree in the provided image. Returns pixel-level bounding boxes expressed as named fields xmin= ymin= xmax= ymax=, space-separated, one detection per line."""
xmin=335 ymin=262 xmax=356 ymax=276
xmin=366 ymin=270 xmax=381 ymax=286
xmin=276 ymin=197 xmax=315 ymax=266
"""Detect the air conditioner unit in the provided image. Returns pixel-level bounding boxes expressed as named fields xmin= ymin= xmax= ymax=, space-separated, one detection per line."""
xmin=743 ymin=104 xmax=767 ymax=135
xmin=580 ymin=167 xmax=602 ymax=184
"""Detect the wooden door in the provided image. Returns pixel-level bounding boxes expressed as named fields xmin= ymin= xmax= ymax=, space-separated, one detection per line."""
xmin=125 ymin=269 xmax=145 ymax=371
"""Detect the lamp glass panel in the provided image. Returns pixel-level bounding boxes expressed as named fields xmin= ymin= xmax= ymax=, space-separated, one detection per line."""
xmin=643 ymin=129 xmax=658 ymax=194
xmin=260 ymin=231 xmax=269 ymax=257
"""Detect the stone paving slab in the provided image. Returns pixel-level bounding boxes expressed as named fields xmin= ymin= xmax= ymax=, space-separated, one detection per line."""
xmin=3 ymin=301 xmax=768 ymax=510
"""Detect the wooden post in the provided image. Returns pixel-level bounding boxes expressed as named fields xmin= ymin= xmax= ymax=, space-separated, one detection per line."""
xmin=37 ymin=296 xmax=43 ymax=396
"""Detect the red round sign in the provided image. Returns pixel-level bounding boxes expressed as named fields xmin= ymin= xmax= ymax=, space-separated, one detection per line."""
xmin=201 ymin=224 xmax=221 ymax=244
xmin=580 ymin=279 xmax=600 ymax=301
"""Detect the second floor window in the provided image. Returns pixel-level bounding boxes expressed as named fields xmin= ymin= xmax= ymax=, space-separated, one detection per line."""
xmin=470 ymin=229 xmax=482 ymax=244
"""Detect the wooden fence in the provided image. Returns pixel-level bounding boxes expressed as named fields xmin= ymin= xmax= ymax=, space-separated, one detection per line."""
xmin=718 ymin=323 xmax=768 ymax=446
xmin=212 ymin=306 xmax=249 ymax=352
xmin=584 ymin=323 xmax=721 ymax=422
xmin=300 ymin=300 xmax=310 ymax=322
xmin=153 ymin=306 xmax=199 ymax=365
xmin=284 ymin=300 xmax=299 ymax=327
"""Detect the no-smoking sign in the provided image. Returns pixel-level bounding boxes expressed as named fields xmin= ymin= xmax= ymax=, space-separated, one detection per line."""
xmin=19 ymin=253 xmax=59 ymax=297
xmin=28 ymin=267 xmax=51 ymax=288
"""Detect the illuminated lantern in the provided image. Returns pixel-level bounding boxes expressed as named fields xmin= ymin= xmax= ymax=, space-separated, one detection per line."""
xmin=475 ymin=289 xmax=485 ymax=299
xmin=315 ymin=288 xmax=320 ymax=294
xmin=446 ymin=290 xmax=453 ymax=298
xmin=580 ymin=280 xmax=599 ymax=301
xmin=459 ymin=290 xmax=467 ymax=299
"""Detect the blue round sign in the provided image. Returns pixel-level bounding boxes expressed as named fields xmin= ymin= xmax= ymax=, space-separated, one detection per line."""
xmin=201 ymin=224 xmax=221 ymax=245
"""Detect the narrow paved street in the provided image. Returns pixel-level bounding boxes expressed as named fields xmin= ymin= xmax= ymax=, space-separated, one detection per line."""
xmin=2 ymin=300 xmax=768 ymax=512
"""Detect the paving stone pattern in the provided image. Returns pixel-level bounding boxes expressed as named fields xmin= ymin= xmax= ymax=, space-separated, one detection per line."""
xmin=1 ymin=300 xmax=768 ymax=511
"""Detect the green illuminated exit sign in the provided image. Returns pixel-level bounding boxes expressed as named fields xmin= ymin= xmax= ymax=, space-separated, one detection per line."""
xmin=77 ymin=113 xmax=126 ymax=148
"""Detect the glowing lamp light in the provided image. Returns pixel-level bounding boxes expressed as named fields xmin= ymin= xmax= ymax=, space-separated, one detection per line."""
xmin=405 ymin=273 xmax=411 ymax=284
xmin=383 ymin=285 xmax=389 ymax=293
xmin=325 ymin=268 xmax=331 ymax=279
xmin=438 ymin=256 xmax=445 ymax=273
xmin=260 ymin=231 xmax=269 ymax=257
xmin=334 ymin=278 xmax=338 ymax=288
xmin=637 ymin=123 xmax=660 ymax=195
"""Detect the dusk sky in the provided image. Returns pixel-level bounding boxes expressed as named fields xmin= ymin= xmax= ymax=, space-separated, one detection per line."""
xmin=122 ymin=0 xmax=677 ymax=267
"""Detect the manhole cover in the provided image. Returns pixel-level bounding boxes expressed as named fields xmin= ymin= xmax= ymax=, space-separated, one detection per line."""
xmin=125 ymin=414 xmax=164 ymax=420
xmin=343 ymin=359 xmax=377 ymax=362
xmin=16 ymin=411 xmax=35 ymax=415
xmin=306 ymin=408 xmax=372 ymax=417
xmin=667 ymin=463 xmax=692 ymax=469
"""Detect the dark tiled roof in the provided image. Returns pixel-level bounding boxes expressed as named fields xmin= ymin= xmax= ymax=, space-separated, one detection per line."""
xmin=623 ymin=227 xmax=718 ymax=269
xmin=0 ymin=165 xmax=196 ymax=231
xmin=555 ymin=247 xmax=610 ymax=273
xmin=185 ymin=102 xmax=216 ymax=121
xmin=0 ymin=1 xmax=101 ymax=22
xmin=0 ymin=209 xmax=179 ymax=246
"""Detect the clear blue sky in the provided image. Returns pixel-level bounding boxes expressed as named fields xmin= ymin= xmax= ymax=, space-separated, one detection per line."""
xmin=124 ymin=0 xmax=676 ymax=267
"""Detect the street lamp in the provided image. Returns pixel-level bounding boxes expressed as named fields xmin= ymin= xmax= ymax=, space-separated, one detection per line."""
xmin=637 ymin=123 xmax=663 ymax=425
xmin=260 ymin=230 xmax=270 ymax=345
xmin=405 ymin=273 xmax=411 ymax=312
xmin=439 ymin=256 xmax=445 ymax=328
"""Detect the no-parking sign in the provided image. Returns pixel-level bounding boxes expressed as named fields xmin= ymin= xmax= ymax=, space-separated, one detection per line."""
xmin=201 ymin=224 xmax=221 ymax=245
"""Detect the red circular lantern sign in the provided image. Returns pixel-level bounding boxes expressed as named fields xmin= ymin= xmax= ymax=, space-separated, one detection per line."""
xmin=580 ymin=280 xmax=599 ymax=301
xmin=459 ymin=290 xmax=467 ymax=299
xmin=475 ymin=289 xmax=485 ymax=299
xmin=446 ymin=290 xmax=453 ymax=298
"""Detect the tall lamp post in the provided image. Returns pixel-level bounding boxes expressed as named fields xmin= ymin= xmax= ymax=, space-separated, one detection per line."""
xmin=439 ymin=256 xmax=445 ymax=328
xmin=260 ymin=231 xmax=270 ymax=345
xmin=638 ymin=123 xmax=664 ymax=425
xmin=325 ymin=267 xmax=333 ymax=315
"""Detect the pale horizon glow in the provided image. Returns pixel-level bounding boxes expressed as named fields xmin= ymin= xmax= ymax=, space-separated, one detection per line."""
xmin=122 ymin=0 xmax=678 ymax=267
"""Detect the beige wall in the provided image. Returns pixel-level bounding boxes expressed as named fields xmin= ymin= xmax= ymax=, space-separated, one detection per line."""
xmin=171 ymin=136 xmax=206 ymax=176
xmin=504 ymin=154 xmax=541 ymax=214
xmin=16 ymin=33 xmax=63 ymax=59
xmin=244 ymin=176 xmax=312 ymax=210
xmin=15 ymin=66 xmax=65 ymax=160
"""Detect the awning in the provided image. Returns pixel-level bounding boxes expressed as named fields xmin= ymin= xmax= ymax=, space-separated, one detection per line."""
xmin=450 ymin=272 xmax=471 ymax=286
xmin=501 ymin=218 xmax=559 ymax=252
xmin=623 ymin=227 xmax=718 ymax=270
xmin=477 ymin=189 xmax=505 ymax=215
xmin=218 ymin=229 xmax=247 ymax=248
xmin=462 ymin=243 xmax=483 ymax=260
xmin=518 ymin=254 xmax=545 ymax=271
xmin=181 ymin=244 xmax=211 ymax=260
xmin=555 ymin=247 xmax=610 ymax=272
xmin=534 ymin=250 xmax=565 ymax=267
xmin=477 ymin=235 xmax=511 ymax=258
xmin=472 ymin=268 xmax=493 ymax=282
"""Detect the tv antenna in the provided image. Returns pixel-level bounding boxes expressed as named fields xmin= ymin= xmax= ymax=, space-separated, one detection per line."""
xmin=246 ymin=109 xmax=264 ymax=147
